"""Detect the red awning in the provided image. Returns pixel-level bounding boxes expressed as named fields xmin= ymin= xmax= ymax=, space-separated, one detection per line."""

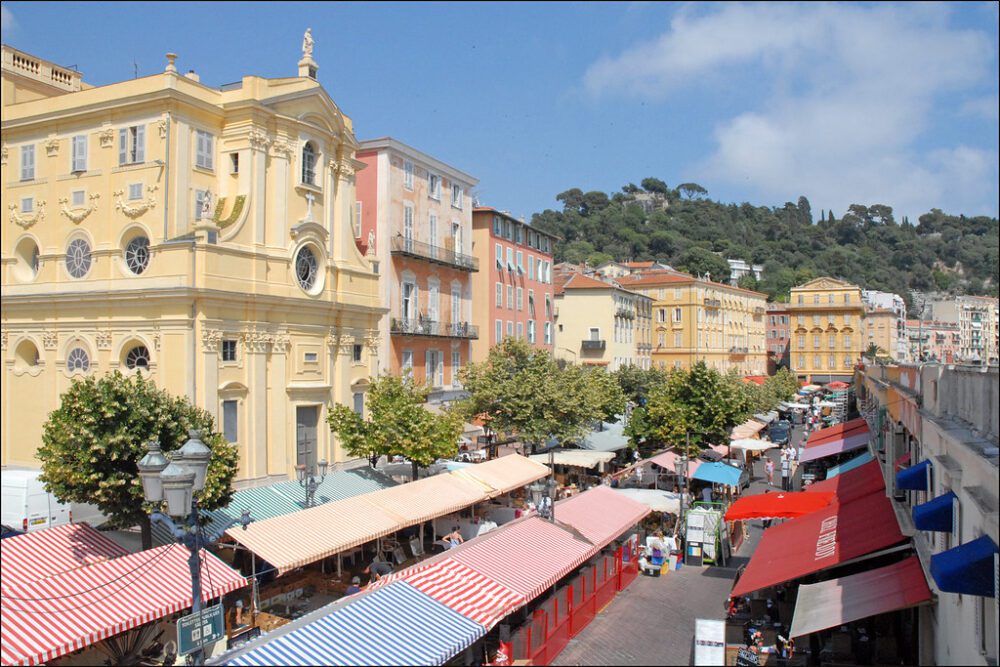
xmin=894 ymin=452 xmax=911 ymax=472
xmin=450 ymin=517 xmax=594 ymax=600
xmin=724 ymin=492 xmax=836 ymax=521
xmin=806 ymin=460 xmax=886 ymax=504
xmin=790 ymin=556 xmax=931 ymax=638
xmin=1 ymin=545 xmax=247 ymax=666
xmin=806 ymin=418 xmax=869 ymax=447
xmin=826 ymin=381 xmax=850 ymax=389
xmin=798 ymin=432 xmax=870 ymax=463
xmin=0 ymin=523 xmax=129 ymax=586
xmin=730 ymin=491 xmax=906 ymax=598
xmin=554 ymin=485 xmax=650 ymax=546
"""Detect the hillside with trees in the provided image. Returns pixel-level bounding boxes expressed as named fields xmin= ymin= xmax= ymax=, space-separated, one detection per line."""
xmin=530 ymin=179 xmax=999 ymax=309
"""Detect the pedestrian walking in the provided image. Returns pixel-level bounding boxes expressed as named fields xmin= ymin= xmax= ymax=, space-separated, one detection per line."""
xmin=765 ymin=457 xmax=775 ymax=486
xmin=781 ymin=452 xmax=791 ymax=491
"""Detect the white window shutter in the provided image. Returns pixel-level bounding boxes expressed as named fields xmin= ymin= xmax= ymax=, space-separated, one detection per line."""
xmin=73 ymin=135 xmax=87 ymax=171
xmin=135 ymin=125 xmax=145 ymax=163
xmin=119 ymin=129 xmax=128 ymax=165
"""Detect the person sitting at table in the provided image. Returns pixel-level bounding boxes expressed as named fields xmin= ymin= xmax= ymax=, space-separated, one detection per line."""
xmin=444 ymin=527 xmax=464 ymax=549
xmin=364 ymin=559 xmax=393 ymax=584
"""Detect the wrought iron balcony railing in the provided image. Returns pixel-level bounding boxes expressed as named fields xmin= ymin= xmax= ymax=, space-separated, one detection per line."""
xmin=703 ymin=298 xmax=721 ymax=308
xmin=390 ymin=235 xmax=479 ymax=272
xmin=391 ymin=317 xmax=479 ymax=339
xmin=581 ymin=339 xmax=606 ymax=351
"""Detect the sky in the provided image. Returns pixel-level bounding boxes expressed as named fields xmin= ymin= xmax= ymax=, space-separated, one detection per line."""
xmin=4 ymin=1 xmax=998 ymax=224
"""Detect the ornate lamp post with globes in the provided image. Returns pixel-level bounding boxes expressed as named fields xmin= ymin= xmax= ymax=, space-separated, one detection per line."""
xmin=137 ymin=431 xmax=252 ymax=666
xmin=296 ymin=456 xmax=328 ymax=508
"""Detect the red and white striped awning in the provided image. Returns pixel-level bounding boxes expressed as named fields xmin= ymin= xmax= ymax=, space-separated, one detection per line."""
xmin=554 ymin=485 xmax=650 ymax=545
xmin=401 ymin=558 xmax=525 ymax=628
xmin=450 ymin=517 xmax=595 ymax=600
xmin=1 ymin=544 xmax=247 ymax=666
xmin=0 ymin=523 xmax=129 ymax=586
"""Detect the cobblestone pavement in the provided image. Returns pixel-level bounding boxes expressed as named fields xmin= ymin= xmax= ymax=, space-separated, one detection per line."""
xmin=552 ymin=425 xmax=808 ymax=666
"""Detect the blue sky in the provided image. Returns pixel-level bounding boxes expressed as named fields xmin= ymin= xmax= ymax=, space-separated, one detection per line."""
xmin=4 ymin=1 xmax=998 ymax=223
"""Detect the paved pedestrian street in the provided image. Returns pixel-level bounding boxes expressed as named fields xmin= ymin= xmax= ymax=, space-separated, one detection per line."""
xmin=554 ymin=426 xmax=805 ymax=666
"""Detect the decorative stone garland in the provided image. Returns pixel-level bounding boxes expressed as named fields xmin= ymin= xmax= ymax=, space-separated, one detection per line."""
xmin=213 ymin=195 xmax=247 ymax=229
xmin=113 ymin=185 xmax=158 ymax=219
xmin=58 ymin=193 xmax=100 ymax=224
xmin=9 ymin=200 xmax=46 ymax=229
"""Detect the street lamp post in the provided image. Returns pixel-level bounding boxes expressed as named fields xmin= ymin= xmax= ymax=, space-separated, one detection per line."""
xmin=296 ymin=456 xmax=328 ymax=508
xmin=673 ymin=436 xmax=690 ymax=563
xmin=529 ymin=449 xmax=558 ymax=522
xmin=137 ymin=432 xmax=252 ymax=667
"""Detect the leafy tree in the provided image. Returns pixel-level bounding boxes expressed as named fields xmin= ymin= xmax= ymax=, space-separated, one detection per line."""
xmin=640 ymin=362 xmax=753 ymax=455
xmin=327 ymin=373 xmax=463 ymax=480
xmin=640 ymin=177 xmax=669 ymax=195
xmin=581 ymin=191 xmax=611 ymax=215
xmin=556 ymin=188 xmax=585 ymax=214
xmin=677 ymin=182 xmax=708 ymax=199
xmin=863 ymin=343 xmax=885 ymax=361
xmin=613 ymin=364 xmax=668 ymax=405
xmin=38 ymin=371 xmax=239 ymax=550
xmin=675 ymin=246 xmax=731 ymax=283
xmin=737 ymin=274 xmax=761 ymax=292
xmin=622 ymin=183 xmax=641 ymax=194
xmin=458 ymin=339 xmax=614 ymax=452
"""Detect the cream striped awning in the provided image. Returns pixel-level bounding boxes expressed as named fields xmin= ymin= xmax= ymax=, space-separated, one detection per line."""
xmin=366 ymin=473 xmax=489 ymax=525
xmin=225 ymin=495 xmax=403 ymax=575
xmin=452 ymin=454 xmax=550 ymax=497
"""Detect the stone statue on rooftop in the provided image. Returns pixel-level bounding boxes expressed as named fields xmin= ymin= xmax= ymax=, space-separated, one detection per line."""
xmin=302 ymin=28 xmax=314 ymax=59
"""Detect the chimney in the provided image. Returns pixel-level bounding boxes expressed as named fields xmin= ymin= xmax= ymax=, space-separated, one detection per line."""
xmin=185 ymin=69 xmax=200 ymax=82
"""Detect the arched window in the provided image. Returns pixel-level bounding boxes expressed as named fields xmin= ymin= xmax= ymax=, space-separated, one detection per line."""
xmin=301 ymin=142 xmax=317 ymax=185
xmin=67 ymin=347 xmax=90 ymax=373
xmin=125 ymin=235 xmax=150 ymax=275
xmin=125 ymin=345 xmax=150 ymax=370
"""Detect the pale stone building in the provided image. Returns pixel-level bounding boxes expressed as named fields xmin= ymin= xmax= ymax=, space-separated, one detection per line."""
xmin=2 ymin=42 xmax=383 ymax=485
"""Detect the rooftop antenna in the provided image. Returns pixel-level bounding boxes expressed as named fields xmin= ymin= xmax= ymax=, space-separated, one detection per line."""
xmin=133 ymin=59 xmax=138 ymax=79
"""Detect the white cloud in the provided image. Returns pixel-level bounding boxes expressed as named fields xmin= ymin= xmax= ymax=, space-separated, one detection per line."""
xmin=1 ymin=4 xmax=16 ymax=32
xmin=584 ymin=2 xmax=999 ymax=220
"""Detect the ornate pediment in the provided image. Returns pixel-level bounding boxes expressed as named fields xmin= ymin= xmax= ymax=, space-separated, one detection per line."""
xmin=799 ymin=277 xmax=854 ymax=290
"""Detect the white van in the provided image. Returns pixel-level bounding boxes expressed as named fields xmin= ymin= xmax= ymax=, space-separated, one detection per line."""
xmin=1 ymin=470 xmax=72 ymax=533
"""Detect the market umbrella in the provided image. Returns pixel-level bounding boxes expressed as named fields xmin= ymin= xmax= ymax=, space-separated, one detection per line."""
xmin=698 ymin=449 xmax=725 ymax=462
xmin=730 ymin=438 xmax=776 ymax=452
xmin=724 ymin=491 xmax=836 ymax=521
xmin=827 ymin=381 xmax=850 ymax=389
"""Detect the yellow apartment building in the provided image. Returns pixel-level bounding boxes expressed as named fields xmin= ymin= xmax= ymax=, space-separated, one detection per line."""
xmin=1 ymin=42 xmax=384 ymax=485
xmin=616 ymin=271 xmax=767 ymax=375
xmin=787 ymin=277 xmax=866 ymax=384
xmin=863 ymin=308 xmax=898 ymax=359
xmin=552 ymin=273 xmax=653 ymax=370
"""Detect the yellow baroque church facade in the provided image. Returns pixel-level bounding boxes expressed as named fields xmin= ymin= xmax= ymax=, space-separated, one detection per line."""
xmin=1 ymin=44 xmax=384 ymax=485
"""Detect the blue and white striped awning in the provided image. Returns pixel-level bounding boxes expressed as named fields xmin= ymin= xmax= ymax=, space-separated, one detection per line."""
xmin=227 ymin=581 xmax=485 ymax=666
xmin=825 ymin=451 xmax=875 ymax=478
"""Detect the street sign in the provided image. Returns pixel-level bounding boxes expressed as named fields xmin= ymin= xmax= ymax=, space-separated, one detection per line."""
xmin=177 ymin=603 xmax=225 ymax=656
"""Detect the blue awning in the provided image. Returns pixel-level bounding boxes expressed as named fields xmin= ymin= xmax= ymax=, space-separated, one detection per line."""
xmin=896 ymin=459 xmax=931 ymax=491
xmin=930 ymin=535 xmax=999 ymax=597
xmin=228 ymin=581 xmax=486 ymax=666
xmin=912 ymin=491 xmax=956 ymax=532
xmin=826 ymin=451 xmax=874 ymax=479
xmin=691 ymin=461 xmax=743 ymax=487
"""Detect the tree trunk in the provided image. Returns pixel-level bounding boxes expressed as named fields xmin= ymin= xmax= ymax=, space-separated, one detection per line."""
xmin=140 ymin=514 xmax=153 ymax=551
xmin=411 ymin=461 xmax=420 ymax=482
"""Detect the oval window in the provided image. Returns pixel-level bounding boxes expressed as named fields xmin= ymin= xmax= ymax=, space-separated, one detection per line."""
xmin=67 ymin=347 xmax=90 ymax=373
xmin=295 ymin=245 xmax=319 ymax=292
xmin=125 ymin=345 xmax=150 ymax=370
xmin=66 ymin=238 xmax=92 ymax=279
xmin=125 ymin=236 xmax=150 ymax=275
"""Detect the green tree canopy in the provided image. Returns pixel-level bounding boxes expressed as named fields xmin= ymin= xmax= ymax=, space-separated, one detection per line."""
xmin=327 ymin=373 xmax=463 ymax=480
xmin=458 ymin=339 xmax=621 ymax=452
xmin=38 ymin=371 xmax=239 ymax=549
xmin=675 ymin=246 xmax=731 ymax=283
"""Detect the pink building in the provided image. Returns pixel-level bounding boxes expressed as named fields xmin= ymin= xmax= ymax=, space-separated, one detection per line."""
xmin=906 ymin=320 xmax=959 ymax=363
xmin=355 ymin=138 xmax=478 ymax=396
xmin=470 ymin=208 xmax=557 ymax=362
xmin=766 ymin=303 xmax=790 ymax=373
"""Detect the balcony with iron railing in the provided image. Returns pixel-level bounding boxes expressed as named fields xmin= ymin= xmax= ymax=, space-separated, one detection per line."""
xmin=390 ymin=235 xmax=479 ymax=272
xmin=581 ymin=339 xmax=606 ymax=351
xmin=703 ymin=298 xmax=721 ymax=308
xmin=729 ymin=346 xmax=749 ymax=355
xmin=390 ymin=316 xmax=479 ymax=339
xmin=753 ymin=306 xmax=766 ymax=316
xmin=615 ymin=308 xmax=635 ymax=320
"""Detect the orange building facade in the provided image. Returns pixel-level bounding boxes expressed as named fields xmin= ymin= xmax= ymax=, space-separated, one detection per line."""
xmin=469 ymin=208 xmax=557 ymax=362
xmin=355 ymin=138 xmax=478 ymax=395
